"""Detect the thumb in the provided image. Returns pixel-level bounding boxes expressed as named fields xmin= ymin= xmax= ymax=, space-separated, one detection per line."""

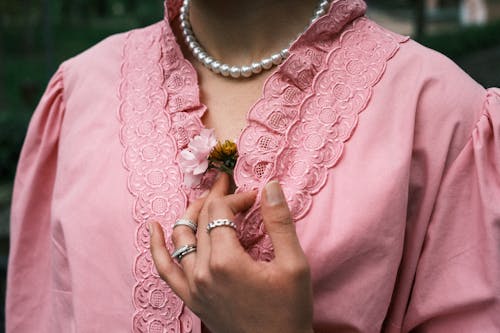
xmin=261 ymin=181 xmax=305 ymax=262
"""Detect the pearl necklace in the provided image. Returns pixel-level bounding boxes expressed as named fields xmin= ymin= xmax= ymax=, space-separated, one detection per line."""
xmin=179 ymin=0 xmax=331 ymax=79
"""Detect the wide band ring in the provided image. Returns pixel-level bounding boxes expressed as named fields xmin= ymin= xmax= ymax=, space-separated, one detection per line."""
xmin=171 ymin=244 xmax=197 ymax=263
xmin=173 ymin=219 xmax=197 ymax=233
xmin=206 ymin=219 xmax=237 ymax=233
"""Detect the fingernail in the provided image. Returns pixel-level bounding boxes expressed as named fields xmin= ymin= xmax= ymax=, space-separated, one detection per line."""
xmin=148 ymin=222 xmax=154 ymax=237
xmin=200 ymin=190 xmax=210 ymax=198
xmin=265 ymin=180 xmax=284 ymax=206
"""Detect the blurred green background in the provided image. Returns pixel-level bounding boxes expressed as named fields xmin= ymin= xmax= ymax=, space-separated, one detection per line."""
xmin=0 ymin=0 xmax=499 ymax=330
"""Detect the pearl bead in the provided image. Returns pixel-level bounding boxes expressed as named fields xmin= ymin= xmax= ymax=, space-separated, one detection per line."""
xmin=203 ymin=56 xmax=214 ymax=67
xmin=315 ymin=9 xmax=325 ymax=17
xmin=251 ymin=62 xmax=263 ymax=74
xmin=261 ymin=58 xmax=273 ymax=70
xmin=281 ymin=49 xmax=290 ymax=59
xmin=180 ymin=20 xmax=191 ymax=30
xmin=229 ymin=66 xmax=241 ymax=78
xmin=320 ymin=1 xmax=330 ymax=9
xmin=182 ymin=28 xmax=193 ymax=39
xmin=210 ymin=61 xmax=221 ymax=73
xmin=185 ymin=35 xmax=195 ymax=45
xmin=193 ymin=47 xmax=202 ymax=57
xmin=220 ymin=64 xmax=230 ymax=77
xmin=188 ymin=41 xmax=199 ymax=51
xmin=271 ymin=53 xmax=282 ymax=65
xmin=241 ymin=66 xmax=253 ymax=78
xmin=198 ymin=52 xmax=207 ymax=62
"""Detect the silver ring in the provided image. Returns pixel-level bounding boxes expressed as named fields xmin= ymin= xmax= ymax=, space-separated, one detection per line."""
xmin=206 ymin=219 xmax=237 ymax=233
xmin=173 ymin=219 xmax=197 ymax=233
xmin=171 ymin=244 xmax=197 ymax=263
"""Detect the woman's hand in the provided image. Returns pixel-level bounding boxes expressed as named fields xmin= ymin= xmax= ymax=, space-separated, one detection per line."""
xmin=150 ymin=174 xmax=314 ymax=333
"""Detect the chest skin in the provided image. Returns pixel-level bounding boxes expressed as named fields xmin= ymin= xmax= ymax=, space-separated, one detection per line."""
xmin=192 ymin=59 xmax=276 ymax=142
xmin=172 ymin=16 xmax=276 ymax=142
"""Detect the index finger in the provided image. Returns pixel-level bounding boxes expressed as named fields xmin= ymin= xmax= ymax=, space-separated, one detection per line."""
xmin=206 ymin=190 xmax=257 ymax=256
xmin=195 ymin=173 xmax=232 ymax=266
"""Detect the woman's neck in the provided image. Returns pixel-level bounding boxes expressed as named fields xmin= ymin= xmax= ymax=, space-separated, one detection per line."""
xmin=188 ymin=0 xmax=319 ymax=65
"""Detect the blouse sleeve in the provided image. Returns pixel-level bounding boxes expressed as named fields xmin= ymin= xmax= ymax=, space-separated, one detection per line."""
xmin=404 ymin=88 xmax=500 ymax=332
xmin=6 ymin=68 xmax=67 ymax=332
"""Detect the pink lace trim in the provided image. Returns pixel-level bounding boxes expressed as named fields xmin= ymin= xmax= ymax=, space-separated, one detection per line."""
xmin=235 ymin=6 xmax=408 ymax=256
xmin=118 ymin=23 xmax=204 ymax=332
xmin=119 ymin=0 xmax=408 ymax=331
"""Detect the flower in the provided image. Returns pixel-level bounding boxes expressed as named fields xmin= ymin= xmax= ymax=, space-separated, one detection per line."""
xmin=178 ymin=129 xmax=217 ymax=187
xmin=178 ymin=129 xmax=239 ymax=187
xmin=209 ymin=140 xmax=239 ymax=175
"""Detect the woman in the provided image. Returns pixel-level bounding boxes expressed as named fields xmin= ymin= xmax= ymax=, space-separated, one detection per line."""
xmin=7 ymin=0 xmax=500 ymax=332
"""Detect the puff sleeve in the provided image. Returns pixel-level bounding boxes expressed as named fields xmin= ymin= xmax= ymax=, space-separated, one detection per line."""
xmin=403 ymin=88 xmax=500 ymax=332
xmin=6 ymin=67 xmax=69 ymax=332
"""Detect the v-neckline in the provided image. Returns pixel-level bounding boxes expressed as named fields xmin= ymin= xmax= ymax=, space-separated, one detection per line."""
xmin=167 ymin=16 xmax=299 ymax=138
xmin=163 ymin=9 xmax=325 ymax=191
xmin=159 ymin=0 xmax=371 ymax=196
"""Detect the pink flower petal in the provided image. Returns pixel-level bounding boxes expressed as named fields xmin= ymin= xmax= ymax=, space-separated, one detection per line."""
xmin=180 ymin=149 xmax=196 ymax=160
xmin=178 ymin=128 xmax=218 ymax=188
xmin=193 ymin=160 xmax=209 ymax=175
xmin=183 ymin=172 xmax=203 ymax=187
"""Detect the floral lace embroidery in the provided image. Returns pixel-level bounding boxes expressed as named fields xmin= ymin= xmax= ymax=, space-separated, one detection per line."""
xmin=120 ymin=0 xmax=408 ymax=331
xmin=119 ymin=22 xmax=203 ymax=332
xmin=235 ymin=8 xmax=408 ymax=254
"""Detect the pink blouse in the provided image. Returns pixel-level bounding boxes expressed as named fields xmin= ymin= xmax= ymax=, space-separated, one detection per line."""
xmin=7 ymin=0 xmax=500 ymax=332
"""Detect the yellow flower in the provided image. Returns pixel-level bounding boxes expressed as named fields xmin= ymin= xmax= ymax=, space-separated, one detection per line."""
xmin=208 ymin=140 xmax=238 ymax=175
xmin=209 ymin=140 xmax=238 ymax=162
